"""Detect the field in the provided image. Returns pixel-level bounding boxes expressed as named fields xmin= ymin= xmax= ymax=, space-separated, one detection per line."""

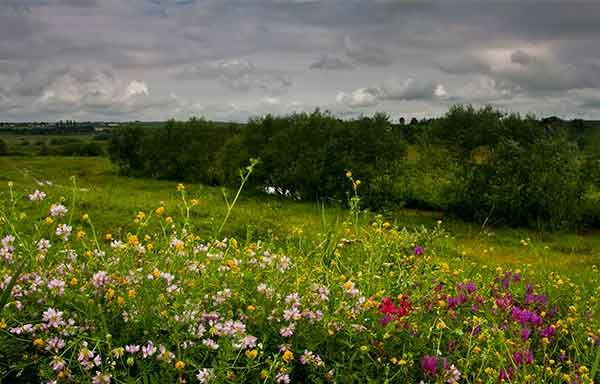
xmin=1 ymin=156 xmax=600 ymax=383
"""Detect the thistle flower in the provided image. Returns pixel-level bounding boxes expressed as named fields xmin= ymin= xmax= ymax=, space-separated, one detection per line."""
xmin=421 ymin=355 xmax=437 ymax=376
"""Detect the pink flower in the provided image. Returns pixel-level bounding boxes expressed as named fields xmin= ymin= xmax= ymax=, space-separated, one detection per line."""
xmin=196 ymin=368 xmax=213 ymax=383
xmin=279 ymin=323 xmax=295 ymax=337
xmin=42 ymin=308 xmax=64 ymax=328
xmin=92 ymin=371 xmax=112 ymax=384
xmin=142 ymin=341 xmax=157 ymax=358
xmin=50 ymin=204 xmax=68 ymax=217
xmin=125 ymin=345 xmax=140 ymax=353
xmin=28 ymin=190 xmax=46 ymax=201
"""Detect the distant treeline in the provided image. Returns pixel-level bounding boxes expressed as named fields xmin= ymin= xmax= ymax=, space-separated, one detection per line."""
xmin=108 ymin=106 xmax=600 ymax=230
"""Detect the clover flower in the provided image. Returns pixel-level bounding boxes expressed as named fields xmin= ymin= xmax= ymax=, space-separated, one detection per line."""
xmin=50 ymin=204 xmax=68 ymax=218
xmin=28 ymin=190 xmax=47 ymax=201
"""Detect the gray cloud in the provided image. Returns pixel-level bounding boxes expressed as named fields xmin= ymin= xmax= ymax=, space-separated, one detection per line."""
xmin=1 ymin=1 xmax=600 ymax=120
xmin=310 ymin=54 xmax=353 ymax=70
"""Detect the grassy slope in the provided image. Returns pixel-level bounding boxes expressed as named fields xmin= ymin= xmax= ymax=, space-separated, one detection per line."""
xmin=1 ymin=156 xmax=599 ymax=274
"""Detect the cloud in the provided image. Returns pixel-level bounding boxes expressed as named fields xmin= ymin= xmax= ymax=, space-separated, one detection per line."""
xmin=382 ymin=78 xmax=444 ymax=101
xmin=336 ymin=87 xmax=380 ymax=108
xmin=176 ymin=59 xmax=292 ymax=94
xmin=343 ymin=36 xmax=392 ymax=67
xmin=309 ymin=54 xmax=353 ymax=70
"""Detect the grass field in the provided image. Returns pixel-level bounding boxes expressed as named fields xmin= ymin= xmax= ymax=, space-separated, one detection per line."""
xmin=2 ymin=156 xmax=600 ymax=383
xmin=1 ymin=156 xmax=598 ymax=275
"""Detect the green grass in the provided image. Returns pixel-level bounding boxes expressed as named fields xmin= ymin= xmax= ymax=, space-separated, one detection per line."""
xmin=1 ymin=156 xmax=599 ymax=274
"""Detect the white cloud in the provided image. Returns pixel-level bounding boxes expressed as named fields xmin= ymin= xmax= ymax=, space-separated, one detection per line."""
xmin=336 ymin=87 xmax=380 ymax=108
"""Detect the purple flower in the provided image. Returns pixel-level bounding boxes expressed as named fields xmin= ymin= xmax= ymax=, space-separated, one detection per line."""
xmin=414 ymin=246 xmax=424 ymax=256
xmin=421 ymin=355 xmax=437 ymax=376
xmin=521 ymin=327 xmax=531 ymax=341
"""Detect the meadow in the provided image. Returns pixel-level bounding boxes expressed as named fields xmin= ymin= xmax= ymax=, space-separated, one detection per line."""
xmin=1 ymin=155 xmax=600 ymax=383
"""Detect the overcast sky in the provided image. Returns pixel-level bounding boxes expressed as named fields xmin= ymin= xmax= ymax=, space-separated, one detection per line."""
xmin=1 ymin=0 xmax=600 ymax=122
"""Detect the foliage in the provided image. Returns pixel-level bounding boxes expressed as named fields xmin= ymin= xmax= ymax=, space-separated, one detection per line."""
xmin=1 ymin=181 xmax=600 ymax=383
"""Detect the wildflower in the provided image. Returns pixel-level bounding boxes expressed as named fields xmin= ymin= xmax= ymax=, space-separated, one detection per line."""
xmin=50 ymin=204 xmax=68 ymax=218
xmin=245 ymin=349 xmax=258 ymax=359
xmin=156 ymin=344 xmax=174 ymax=363
xmin=175 ymin=360 xmax=186 ymax=369
xmin=55 ymin=224 xmax=72 ymax=241
xmin=142 ymin=341 xmax=157 ymax=358
xmin=37 ymin=239 xmax=51 ymax=254
xmin=202 ymin=339 xmax=219 ymax=350
xmin=421 ymin=355 xmax=437 ymax=376
xmin=282 ymin=350 xmax=294 ymax=363
xmin=47 ymin=278 xmax=65 ymax=296
xmin=275 ymin=373 xmax=290 ymax=383
xmin=280 ymin=323 xmax=295 ymax=337
xmin=444 ymin=363 xmax=461 ymax=383
xmin=196 ymin=368 xmax=213 ymax=383
xmin=51 ymin=356 xmax=66 ymax=371
xmin=176 ymin=183 xmax=185 ymax=191
xmin=92 ymin=371 xmax=112 ymax=384
xmin=125 ymin=345 xmax=140 ymax=353
xmin=414 ymin=246 xmax=424 ymax=256
xmin=92 ymin=271 xmax=111 ymax=289
xmin=46 ymin=337 xmax=65 ymax=353
xmin=42 ymin=308 xmax=64 ymax=328
xmin=28 ymin=190 xmax=46 ymax=201
xmin=33 ymin=338 xmax=45 ymax=347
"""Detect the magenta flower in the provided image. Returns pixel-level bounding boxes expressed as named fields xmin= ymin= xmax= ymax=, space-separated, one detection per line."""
xmin=421 ymin=355 xmax=437 ymax=376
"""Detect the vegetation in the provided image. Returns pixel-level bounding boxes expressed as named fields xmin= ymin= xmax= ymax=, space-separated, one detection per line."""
xmin=107 ymin=106 xmax=600 ymax=230
xmin=1 ymin=157 xmax=599 ymax=383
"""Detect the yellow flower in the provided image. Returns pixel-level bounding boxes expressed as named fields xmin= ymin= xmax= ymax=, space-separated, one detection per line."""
xmin=436 ymin=320 xmax=447 ymax=330
xmin=245 ymin=349 xmax=258 ymax=359
xmin=346 ymin=171 xmax=352 ymax=178
xmin=70 ymin=277 xmax=78 ymax=286
xmin=44 ymin=216 xmax=54 ymax=225
xmin=127 ymin=289 xmax=137 ymax=298
xmin=155 ymin=206 xmax=165 ymax=215
xmin=105 ymin=288 xmax=115 ymax=301
xmin=127 ymin=234 xmax=139 ymax=247
xmin=165 ymin=216 xmax=173 ymax=224
xmin=176 ymin=183 xmax=185 ymax=191
xmin=82 ymin=213 xmax=89 ymax=221
xmin=77 ymin=230 xmax=86 ymax=240
xmin=175 ymin=361 xmax=186 ymax=369
xmin=0 ymin=319 xmax=6 ymax=329
xmin=105 ymin=233 xmax=113 ymax=241
xmin=246 ymin=305 xmax=256 ymax=312
xmin=282 ymin=350 xmax=294 ymax=363
xmin=33 ymin=338 xmax=45 ymax=347
xmin=191 ymin=199 xmax=200 ymax=206
xmin=117 ymin=296 xmax=125 ymax=305
xmin=260 ymin=370 xmax=269 ymax=380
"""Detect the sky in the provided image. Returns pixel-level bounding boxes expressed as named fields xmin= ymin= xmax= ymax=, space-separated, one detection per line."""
xmin=1 ymin=0 xmax=600 ymax=122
